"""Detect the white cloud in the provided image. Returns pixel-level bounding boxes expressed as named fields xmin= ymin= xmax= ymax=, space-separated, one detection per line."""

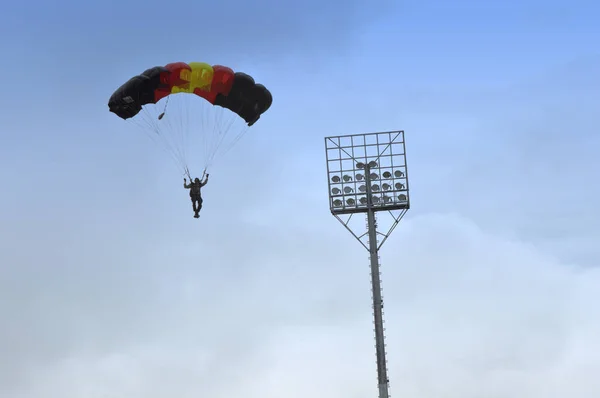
xmin=2 ymin=211 xmax=598 ymax=397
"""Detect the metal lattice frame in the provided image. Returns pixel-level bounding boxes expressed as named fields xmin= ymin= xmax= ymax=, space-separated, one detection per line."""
xmin=326 ymin=131 xmax=410 ymax=213
xmin=325 ymin=130 xmax=410 ymax=251
xmin=325 ymin=130 xmax=410 ymax=398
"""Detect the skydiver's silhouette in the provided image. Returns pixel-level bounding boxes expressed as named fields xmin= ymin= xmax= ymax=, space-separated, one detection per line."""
xmin=184 ymin=175 xmax=209 ymax=218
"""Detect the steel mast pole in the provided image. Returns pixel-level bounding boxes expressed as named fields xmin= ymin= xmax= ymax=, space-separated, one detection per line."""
xmin=365 ymin=163 xmax=389 ymax=398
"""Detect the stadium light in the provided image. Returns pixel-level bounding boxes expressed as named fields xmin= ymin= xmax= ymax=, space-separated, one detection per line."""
xmin=325 ymin=130 xmax=410 ymax=398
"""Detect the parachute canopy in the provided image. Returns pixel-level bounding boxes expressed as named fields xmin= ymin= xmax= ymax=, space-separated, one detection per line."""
xmin=107 ymin=62 xmax=272 ymax=177
xmin=108 ymin=62 xmax=272 ymax=126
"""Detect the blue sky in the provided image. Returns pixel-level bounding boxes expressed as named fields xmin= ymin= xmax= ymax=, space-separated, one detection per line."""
xmin=0 ymin=0 xmax=599 ymax=397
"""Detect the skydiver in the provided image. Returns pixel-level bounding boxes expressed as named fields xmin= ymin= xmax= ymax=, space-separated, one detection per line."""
xmin=184 ymin=174 xmax=209 ymax=218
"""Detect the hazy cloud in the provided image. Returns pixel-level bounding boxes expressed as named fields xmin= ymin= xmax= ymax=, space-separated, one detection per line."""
xmin=2 ymin=213 xmax=599 ymax=397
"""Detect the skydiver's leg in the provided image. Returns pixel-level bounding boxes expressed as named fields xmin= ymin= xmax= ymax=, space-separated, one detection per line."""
xmin=192 ymin=197 xmax=201 ymax=218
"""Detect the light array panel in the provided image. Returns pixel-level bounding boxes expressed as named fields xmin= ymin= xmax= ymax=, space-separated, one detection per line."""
xmin=325 ymin=131 xmax=410 ymax=214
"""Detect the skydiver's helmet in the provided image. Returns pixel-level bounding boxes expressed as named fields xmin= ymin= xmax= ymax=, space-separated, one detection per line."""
xmin=194 ymin=178 xmax=200 ymax=183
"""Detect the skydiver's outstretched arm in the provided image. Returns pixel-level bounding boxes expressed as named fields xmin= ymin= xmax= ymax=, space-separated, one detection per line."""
xmin=184 ymin=178 xmax=191 ymax=189
xmin=201 ymin=174 xmax=209 ymax=187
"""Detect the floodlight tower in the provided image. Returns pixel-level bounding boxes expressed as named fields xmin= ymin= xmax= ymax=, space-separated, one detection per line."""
xmin=324 ymin=131 xmax=410 ymax=398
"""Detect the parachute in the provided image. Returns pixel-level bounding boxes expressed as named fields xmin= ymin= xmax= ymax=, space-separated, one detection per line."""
xmin=108 ymin=62 xmax=272 ymax=178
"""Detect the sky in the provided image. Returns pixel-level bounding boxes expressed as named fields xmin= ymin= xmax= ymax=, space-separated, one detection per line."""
xmin=0 ymin=0 xmax=599 ymax=397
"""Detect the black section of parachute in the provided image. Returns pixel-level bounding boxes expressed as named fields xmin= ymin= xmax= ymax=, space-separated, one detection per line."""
xmin=213 ymin=72 xmax=273 ymax=126
xmin=108 ymin=67 xmax=272 ymax=126
xmin=107 ymin=67 xmax=167 ymax=120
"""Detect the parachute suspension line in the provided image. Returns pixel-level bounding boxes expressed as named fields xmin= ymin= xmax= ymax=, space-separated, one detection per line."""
xmin=157 ymin=95 xmax=170 ymax=120
xmin=200 ymin=104 xmax=226 ymax=172
xmin=206 ymin=107 xmax=222 ymax=169
xmin=202 ymin=101 xmax=212 ymax=171
xmin=168 ymin=95 xmax=188 ymax=171
xmin=163 ymin=95 xmax=170 ymax=114
xmin=218 ymin=123 xmax=250 ymax=163
xmin=162 ymin=95 xmax=231 ymax=178
xmin=209 ymin=111 xmax=235 ymax=164
xmin=217 ymin=109 xmax=239 ymax=163
xmin=125 ymin=96 xmax=258 ymax=178
xmin=127 ymin=104 xmax=190 ymax=178
xmin=185 ymin=94 xmax=195 ymax=169
xmin=184 ymin=94 xmax=192 ymax=166
xmin=205 ymin=108 xmax=249 ymax=170
xmin=203 ymin=107 xmax=226 ymax=171
xmin=153 ymin=103 xmax=188 ymax=173
xmin=132 ymin=109 xmax=181 ymax=166
xmin=151 ymin=94 xmax=199 ymax=178
xmin=173 ymin=96 xmax=189 ymax=166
